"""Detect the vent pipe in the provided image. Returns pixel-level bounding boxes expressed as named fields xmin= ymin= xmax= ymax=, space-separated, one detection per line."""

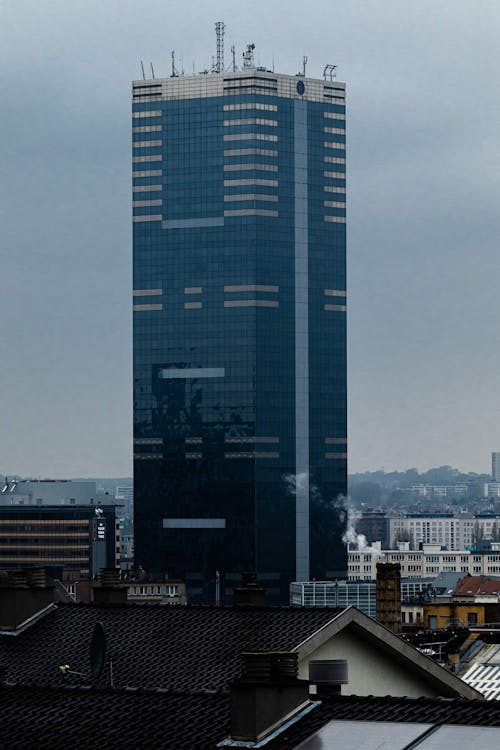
xmin=309 ymin=659 xmax=348 ymax=696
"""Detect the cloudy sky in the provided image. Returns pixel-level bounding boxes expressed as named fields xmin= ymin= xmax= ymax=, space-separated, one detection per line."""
xmin=0 ymin=0 xmax=499 ymax=476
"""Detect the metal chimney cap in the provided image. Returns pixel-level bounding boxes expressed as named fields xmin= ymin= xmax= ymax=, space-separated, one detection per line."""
xmin=309 ymin=659 xmax=348 ymax=685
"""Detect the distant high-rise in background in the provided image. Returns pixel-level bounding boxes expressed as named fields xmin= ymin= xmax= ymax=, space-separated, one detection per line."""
xmin=492 ymin=452 xmax=500 ymax=481
xmin=132 ymin=28 xmax=347 ymax=601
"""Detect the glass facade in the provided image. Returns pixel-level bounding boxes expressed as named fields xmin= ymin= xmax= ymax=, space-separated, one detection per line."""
xmin=133 ymin=70 xmax=347 ymax=603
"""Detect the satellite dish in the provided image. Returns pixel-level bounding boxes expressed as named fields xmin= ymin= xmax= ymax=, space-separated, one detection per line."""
xmin=90 ymin=621 xmax=107 ymax=679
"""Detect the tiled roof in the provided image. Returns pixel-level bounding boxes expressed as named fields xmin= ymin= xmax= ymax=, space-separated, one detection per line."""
xmin=0 ymin=683 xmax=229 ymax=750
xmin=0 ymin=603 xmax=342 ymax=691
xmin=454 ymin=575 xmax=500 ymax=597
xmin=3 ymin=685 xmax=500 ymax=750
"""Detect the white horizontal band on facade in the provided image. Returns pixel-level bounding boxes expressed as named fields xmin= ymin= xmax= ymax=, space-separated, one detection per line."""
xmin=324 ymin=186 xmax=346 ymax=194
xmin=133 ymin=125 xmax=162 ymax=133
xmin=324 ymin=127 xmax=346 ymax=135
xmin=323 ymin=156 xmax=346 ymax=165
xmin=185 ymin=437 xmax=203 ymax=444
xmin=324 ymin=171 xmax=346 ymax=179
xmin=133 ymin=303 xmax=163 ymax=311
xmin=132 ymin=154 xmax=163 ymax=163
xmin=325 ymin=437 xmax=348 ymax=444
xmin=133 ymin=96 xmax=162 ymax=104
xmin=133 ymin=199 xmax=162 ymax=208
xmin=133 ymin=170 xmax=162 ymax=178
xmin=324 ymin=289 xmax=346 ymax=297
xmin=324 ymin=111 xmax=346 ymax=120
xmin=224 ymin=209 xmax=278 ymax=217
xmin=134 ymin=454 xmax=163 ymax=460
xmin=224 ymin=102 xmax=278 ymax=112
xmin=224 ymin=178 xmax=278 ymax=187
xmin=225 ymin=451 xmax=280 ymax=459
xmin=324 ymin=200 xmax=346 ymax=208
xmin=325 ymin=452 xmax=348 ymax=459
xmin=224 ymin=87 xmax=276 ymax=98
xmin=224 ymin=284 xmax=278 ymax=293
xmin=225 ymin=436 xmax=279 ymax=443
xmin=133 ymin=184 xmax=162 ymax=193
xmin=224 ymin=118 xmax=278 ymax=127
xmin=132 ymin=140 xmax=162 ymax=148
xmin=324 ymin=304 xmax=347 ymax=311
xmin=224 ymin=300 xmax=279 ymax=308
xmin=324 ymin=215 xmax=346 ymax=223
xmin=160 ymin=367 xmax=225 ymax=379
xmin=133 ymin=288 xmax=162 ymax=296
xmin=134 ymin=438 xmax=163 ymax=444
xmin=184 ymin=302 xmax=202 ymax=309
xmin=185 ymin=453 xmax=203 ymax=459
xmin=324 ymin=141 xmax=346 ymax=150
xmin=184 ymin=287 xmax=202 ymax=294
xmin=223 ymin=133 xmax=278 ymax=142
xmin=224 ymin=194 xmax=278 ymax=202
xmin=224 ymin=148 xmax=277 ymax=157
xmin=132 ymin=110 xmax=161 ymax=119
xmin=163 ymin=518 xmax=226 ymax=529
xmin=132 ymin=215 xmax=163 ymax=222
xmin=224 ymin=163 xmax=278 ymax=172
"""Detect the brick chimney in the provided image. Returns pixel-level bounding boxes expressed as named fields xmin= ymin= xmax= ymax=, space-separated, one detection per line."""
xmin=230 ymin=651 xmax=309 ymax=743
xmin=0 ymin=567 xmax=54 ymax=632
xmin=376 ymin=562 xmax=401 ymax=633
xmin=233 ymin=571 xmax=266 ymax=608
xmin=92 ymin=568 xmax=127 ymax=605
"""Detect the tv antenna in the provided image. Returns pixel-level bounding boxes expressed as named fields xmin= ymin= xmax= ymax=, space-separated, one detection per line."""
xmin=171 ymin=50 xmax=179 ymax=77
xmin=243 ymin=43 xmax=255 ymax=69
xmin=150 ymin=62 xmax=155 ymax=79
xmin=140 ymin=61 xmax=146 ymax=81
xmin=215 ymin=21 xmax=225 ymax=73
xmin=302 ymin=55 xmax=308 ymax=77
xmin=323 ymin=64 xmax=337 ymax=81
xmin=230 ymin=44 xmax=238 ymax=72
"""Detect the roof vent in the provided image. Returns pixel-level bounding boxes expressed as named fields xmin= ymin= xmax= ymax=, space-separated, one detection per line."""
xmin=309 ymin=659 xmax=348 ymax=696
xmin=233 ymin=571 xmax=266 ymax=608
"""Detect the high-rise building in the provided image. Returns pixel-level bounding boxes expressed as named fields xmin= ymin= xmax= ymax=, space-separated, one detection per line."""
xmin=132 ymin=45 xmax=347 ymax=602
xmin=492 ymin=453 xmax=500 ymax=481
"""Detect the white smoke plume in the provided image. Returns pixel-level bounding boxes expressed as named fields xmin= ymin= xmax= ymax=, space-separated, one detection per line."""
xmin=342 ymin=503 xmax=381 ymax=552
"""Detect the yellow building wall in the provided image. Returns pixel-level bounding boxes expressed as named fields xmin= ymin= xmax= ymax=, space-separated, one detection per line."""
xmin=423 ymin=603 xmax=485 ymax=629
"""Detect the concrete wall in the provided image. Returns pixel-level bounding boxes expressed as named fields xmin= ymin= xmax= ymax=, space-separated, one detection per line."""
xmin=298 ymin=627 xmax=444 ymax=698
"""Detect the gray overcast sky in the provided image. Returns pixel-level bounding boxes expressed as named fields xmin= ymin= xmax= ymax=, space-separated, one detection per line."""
xmin=0 ymin=0 xmax=499 ymax=476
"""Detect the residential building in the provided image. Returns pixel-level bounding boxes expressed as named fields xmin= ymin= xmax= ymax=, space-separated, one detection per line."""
xmin=348 ymin=543 xmax=500 ymax=581
xmin=133 ymin=50 xmax=347 ymax=601
xmin=389 ymin=514 xmax=474 ymax=550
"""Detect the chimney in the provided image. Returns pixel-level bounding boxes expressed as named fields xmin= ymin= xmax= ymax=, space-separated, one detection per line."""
xmin=230 ymin=651 xmax=309 ymax=743
xmin=233 ymin=571 xmax=266 ymax=608
xmin=309 ymin=659 xmax=348 ymax=697
xmin=92 ymin=568 xmax=127 ymax=605
xmin=376 ymin=562 xmax=401 ymax=633
xmin=0 ymin=567 xmax=54 ymax=632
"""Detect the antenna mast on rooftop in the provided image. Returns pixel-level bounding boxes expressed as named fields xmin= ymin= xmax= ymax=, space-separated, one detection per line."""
xmin=323 ymin=63 xmax=337 ymax=81
xmin=215 ymin=21 xmax=225 ymax=73
xmin=243 ymin=43 xmax=255 ymax=69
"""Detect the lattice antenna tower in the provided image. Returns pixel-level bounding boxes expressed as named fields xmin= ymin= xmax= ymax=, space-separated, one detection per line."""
xmin=215 ymin=21 xmax=225 ymax=73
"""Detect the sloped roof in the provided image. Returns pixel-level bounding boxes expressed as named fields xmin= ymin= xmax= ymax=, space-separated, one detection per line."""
xmin=1 ymin=685 xmax=500 ymax=750
xmin=0 ymin=603 xmax=343 ymax=691
xmin=454 ymin=576 xmax=500 ymax=597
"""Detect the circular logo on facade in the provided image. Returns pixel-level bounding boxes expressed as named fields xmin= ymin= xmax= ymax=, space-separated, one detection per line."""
xmin=296 ymin=80 xmax=305 ymax=96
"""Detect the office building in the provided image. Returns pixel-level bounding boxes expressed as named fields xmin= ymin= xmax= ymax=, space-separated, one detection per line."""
xmin=133 ymin=40 xmax=347 ymax=601
xmin=290 ymin=579 xmax=376 ymax=617
xmin=493 ymin=452 xmax=500 ymax=481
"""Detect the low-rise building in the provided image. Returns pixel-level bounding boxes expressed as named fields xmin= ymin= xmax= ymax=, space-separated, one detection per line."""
xmin=290 ymin=580 xmax=376 ymax=617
